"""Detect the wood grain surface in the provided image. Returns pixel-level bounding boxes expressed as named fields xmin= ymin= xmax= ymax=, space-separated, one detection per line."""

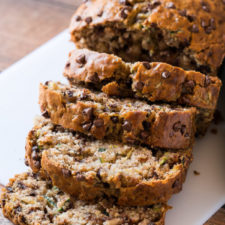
xmin=0 ymin=0 xmax=81 ymax=71
xmin=0 ymin=0 xmax=224 ymax=224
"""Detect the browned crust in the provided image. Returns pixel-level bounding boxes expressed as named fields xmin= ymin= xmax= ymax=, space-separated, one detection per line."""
xmin=41 ymin=152 xmax=192 ymax=206
xmin=158 ymin=209 xmax=167 ymax=225
xmin=39 ymin=83 xmax=196 ymax=149
xmin=64 ymin=48 xmax=132 ymax=97
xmin=64 ymin=49 xmax=221 ymax=135
xmin=25 ymin=126 xmax=193 ymax=206
xmin=132 ymin=62 xmax=222 ymax=110
xmin=25 ymin=130 xmax=39 ymax=174
xmin=70 ymin=0 xmax=225 ymax=75
xmin=0 ymin=173 xmax=168 ymax=225
xmin=1 ymin=179 xmax=27 ymax=225
xmin=64 ymin=49 xmax=222 ymax=111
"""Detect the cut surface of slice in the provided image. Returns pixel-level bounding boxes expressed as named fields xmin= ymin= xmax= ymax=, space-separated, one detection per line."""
xmin=1 ymin=172 xmax=168 ymax=225
xmin=39 ymin=81 xmax=196 ymax=149
xmin=64 ymin=48 xmax=221 ymax=134
xmin=25 ymin=117 xmax=193 ymax=206
xmin=70 ymin=0 xmax=225 ymax=75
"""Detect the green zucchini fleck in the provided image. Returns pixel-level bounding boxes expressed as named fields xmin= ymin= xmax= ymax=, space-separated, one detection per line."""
xmin=99 ymin=157 xmax=105 ymax=163
xmin=159 ymin=157 xmax=168 ymax=166
xmin=58 ymin=199 xmax=71 ymax=212
xmin=52 ymin=186 xmax=60 ymax=192
xmin=37 ymin=145 xmax=43 ymax=150
xmin=98 ymin=148 xmax=106 ymax=152
xmin=57 ymin=207 xmax=64 ymax=212
xmin=44 ymin=196 xmax=56 ymax=207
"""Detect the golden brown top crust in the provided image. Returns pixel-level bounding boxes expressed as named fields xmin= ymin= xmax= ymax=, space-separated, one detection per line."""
xmin=70 ymin=0 xmax=225 ymax=74
xmin=64 ymin=48 xmax=222 ymax=110
xmin=132 ymin=62 xmax=222 ymax=109
xmin=64 ymin=48 xmax=130 ymax=84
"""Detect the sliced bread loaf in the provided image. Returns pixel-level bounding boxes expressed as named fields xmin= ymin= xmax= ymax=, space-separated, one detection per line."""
xmin=64 ymin=49 xmax=221 ymax=134
xmin=70 ymin=0 xmax=225 ymax=75
xmin=39 ymin=81 xmax=196 ymax=149
xmin=1 ymin=172 xmax=168 ymax=225
xmin=25 ymin=117 xmax=192 ymax=206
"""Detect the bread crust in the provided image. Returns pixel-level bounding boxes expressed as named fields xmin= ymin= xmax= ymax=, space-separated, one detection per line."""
xmin=64 ymin=49 xmax=221 ymax=110
xmin=64 ymin=48 xmax=221 ymax=134
xmin=39 ymin=82 xmax=196 ymax=149
xmin=25 ymin=117 xmax=193 ymax=206
xmin=70 ymin=0 xmax=225 ymax=75
xmin=65 ymin=48 xmax=132 ymax=96
xmin=42 ymin=156 xmax=190 ymax=206
xmin=1 ymin=172 xmax=168 ymax=225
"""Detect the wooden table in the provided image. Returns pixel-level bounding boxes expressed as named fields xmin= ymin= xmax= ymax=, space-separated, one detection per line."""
xmin=0 ymin=0 xmax=224 ymax=224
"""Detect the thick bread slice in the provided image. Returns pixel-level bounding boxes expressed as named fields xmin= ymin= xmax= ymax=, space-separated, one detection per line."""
xmin=64 ymin=48 xmax=132 ymax=97
xmin=70 ymin=0 xmax=225 ymax=75
xmin=64 ymin=48 xmax=221 ymax=134
xmin=39 ymin=81 xmax=196 ymax=149
xmin=25 ymin=117 xmax=193 ymax=206
xmin=0 ymin=172 xmax=168 ymax=225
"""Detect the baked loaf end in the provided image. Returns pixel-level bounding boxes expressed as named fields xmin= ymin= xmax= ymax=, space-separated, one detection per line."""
xmin=25 ymin=117 xmax=192 ymax=206
xmin=64 ymin=49 xmax=221 ymax=109
xmin=1 ymin=172 xmax=168 ymax=225
xmin=70 ymin=0 xmax=225 ymax=75
xmin=39 ymin=81 xmax=196 ymax=149
xmin=64 ymin=48 xmax=132 ymax=97
xmin=131 ymin=62 xmax=221 ymax=110
xmin=64 ymin=48 xmax=221 ymax=135
xmin=65 ymin=48 xmax=221 ymax=109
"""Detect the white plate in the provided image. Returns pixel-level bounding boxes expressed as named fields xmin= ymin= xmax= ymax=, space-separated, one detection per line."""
xmin=0 ymin=30 xmax=224 ymax=225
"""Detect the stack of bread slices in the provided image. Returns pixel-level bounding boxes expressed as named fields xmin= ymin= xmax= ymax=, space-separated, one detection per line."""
xmin=1 ymin=0 xmax=224 ymax=224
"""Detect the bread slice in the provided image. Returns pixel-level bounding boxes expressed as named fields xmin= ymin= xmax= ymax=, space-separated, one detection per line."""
xmin=25 ymin=117 xmax=192 ymax=206
xmin=64 ymin=48 xmax=221 ymax=134
xmin=1 ymin=172 xmax=168 ymax=225
xmin=39 ymin=81 xmax=196 ymax=149
xmin=70 ymin=0 xmax=225 ymax=75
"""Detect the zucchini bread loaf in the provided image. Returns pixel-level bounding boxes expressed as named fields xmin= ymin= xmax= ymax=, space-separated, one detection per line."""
xmin=1 ymin=172 xmax=168 ymax=225
xmin=70 ymin=0 xmax=225 ymax=75
xmin=25 ymin=117 xmax=192 ymax=206
xmin=64 ymin=48 xmax=221 ymax=134
xmin=39 ymin=81 xmax=196 ymax=149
